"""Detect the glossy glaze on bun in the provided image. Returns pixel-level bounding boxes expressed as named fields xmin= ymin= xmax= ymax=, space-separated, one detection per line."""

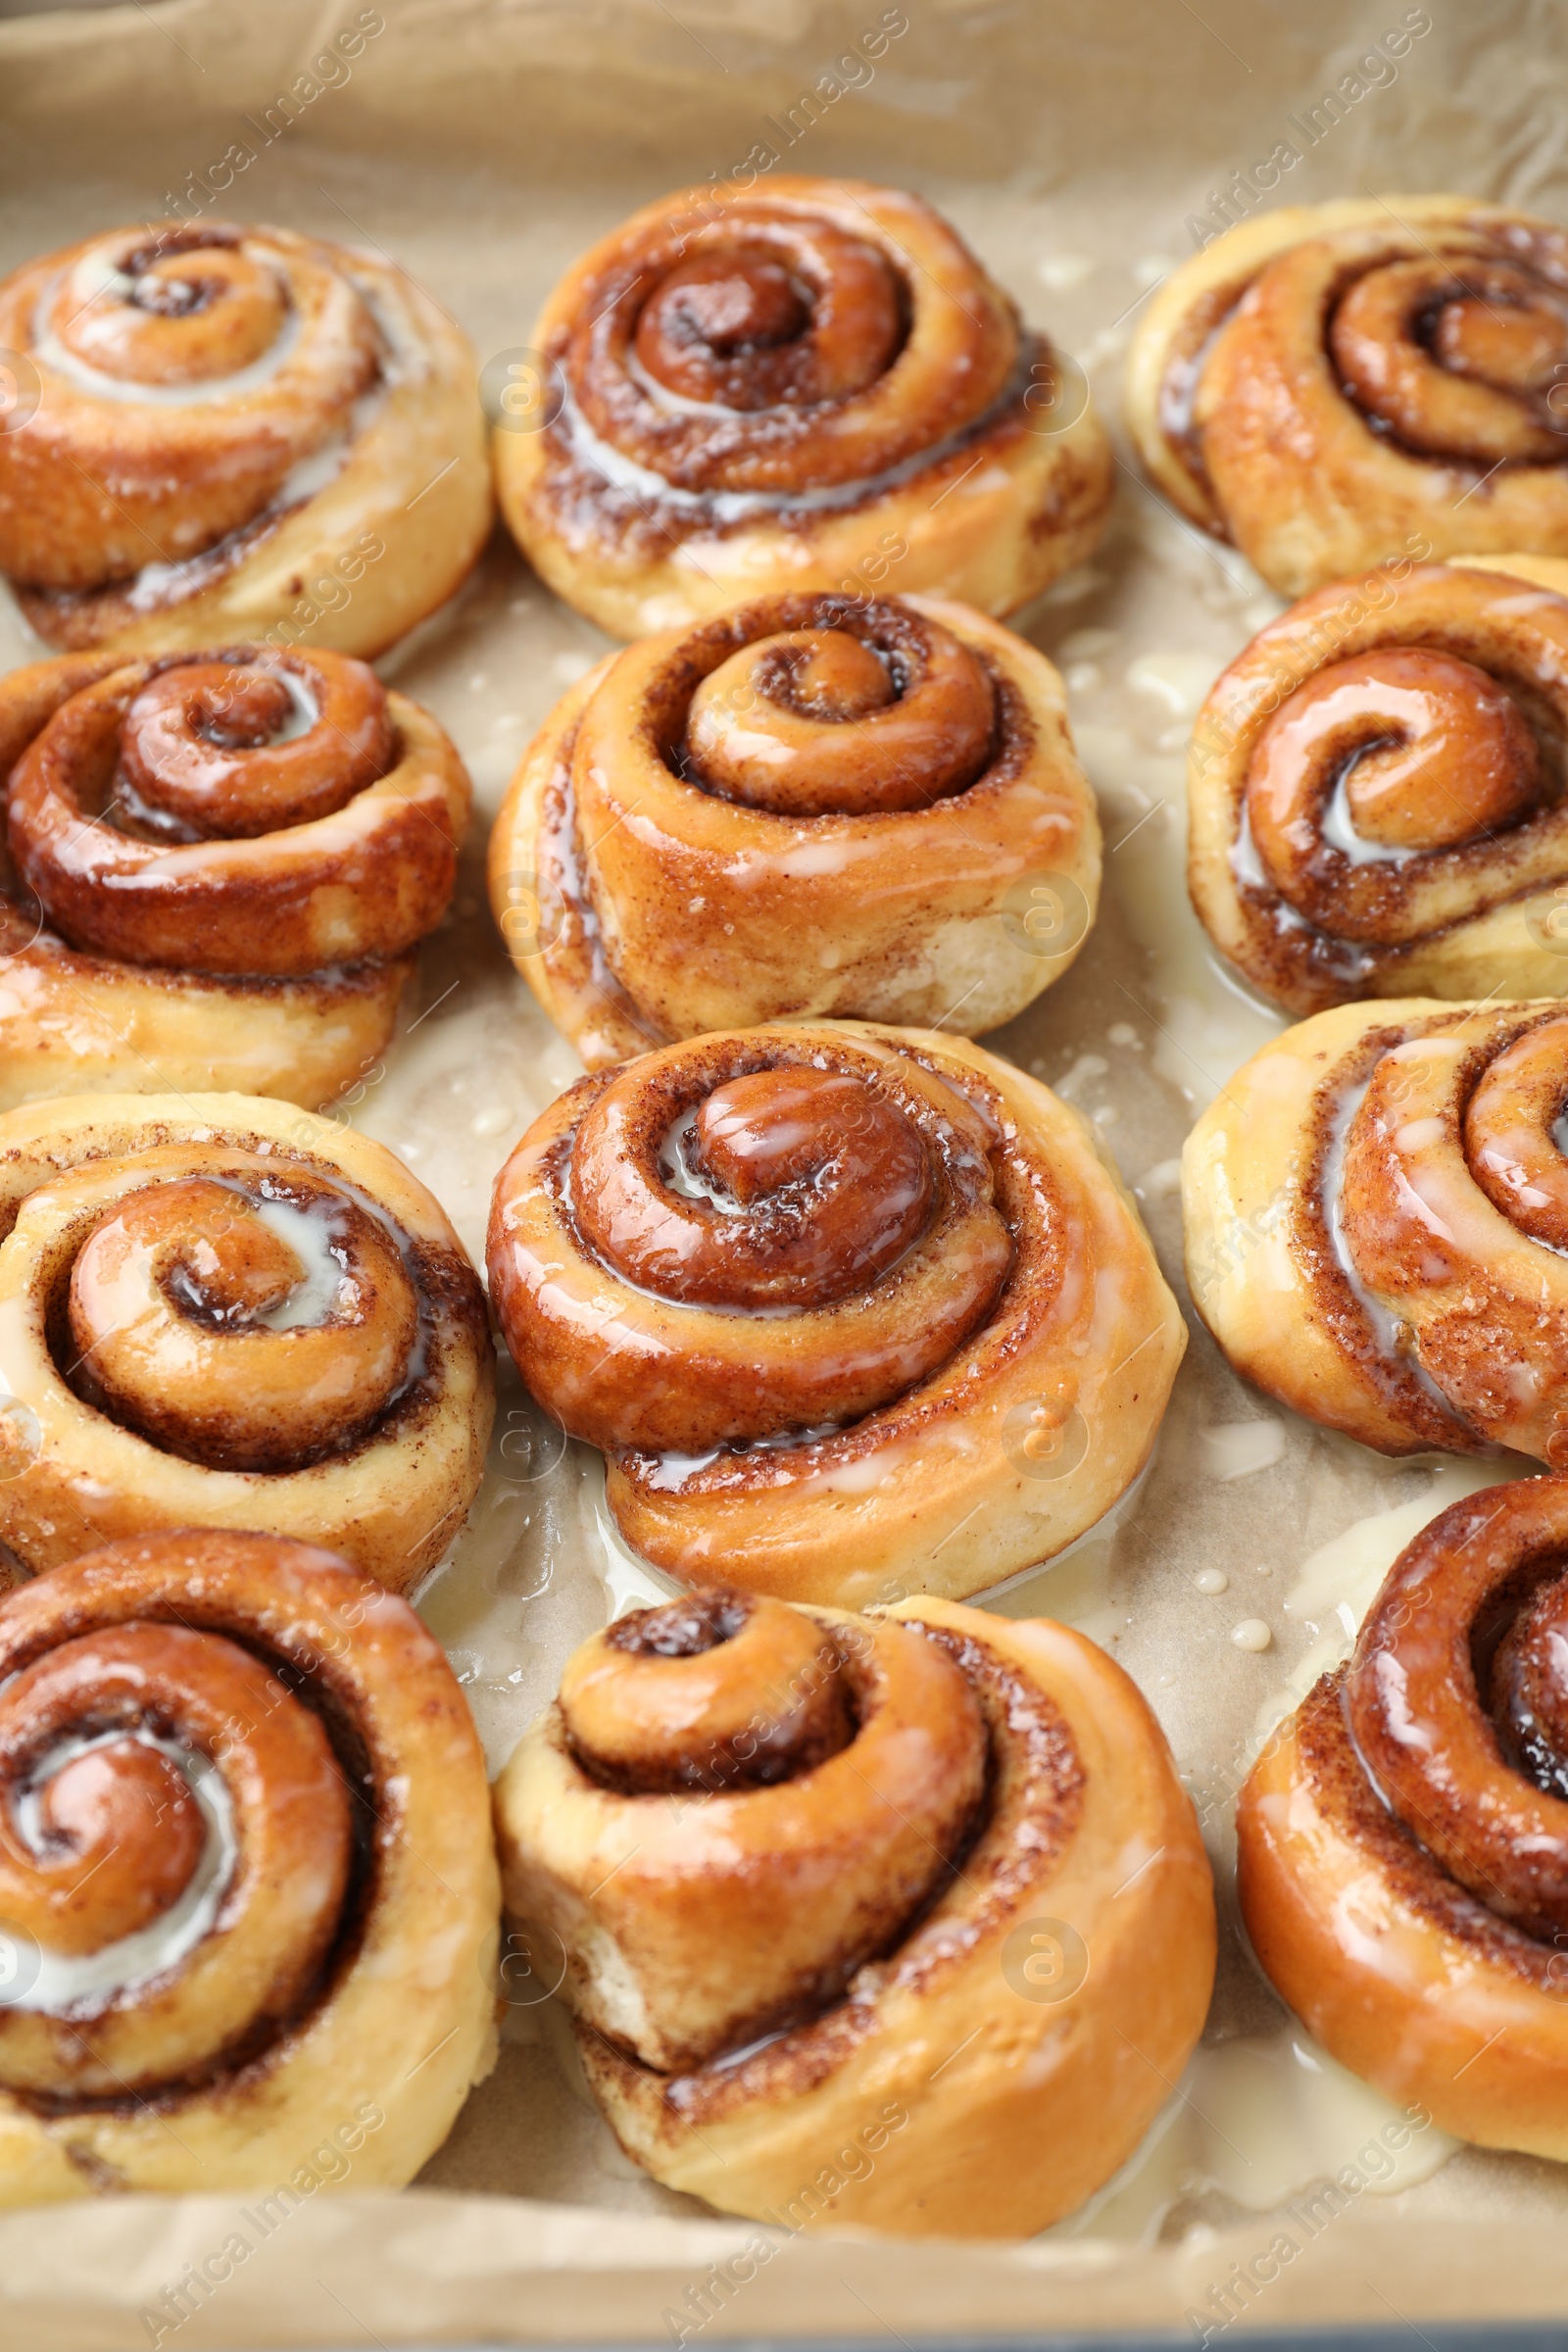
xmin=0 ymin=645 xmax=468 ymax=1109
xmin=0 ymin=1092 xmax=493 ymax=1588
xmin=0 ymin=220 xmax=491 ymax=658
xmin=491 ymin=592 xmax=1099 ymax=1065
xmin=488 ymin=1022 xmax=1183 ymax=1605
xmin=1242 ymin=1476 xmax=1568 ymax=2160
xmin=1185 ymin=997 xmax=1568 ymax=1461
xmin=1128 ymin=197 xmax=1568 ymax=597
xmin=495 ymin=177 xmax=1111 ymax=638
xmin=1189 ymin=554 xmax=1568 ymax=1013
xmin=497 ymin=1589 xmax=1214 ymax=2236
xmin=0 ymin=1529 xmax=498 ymax=2204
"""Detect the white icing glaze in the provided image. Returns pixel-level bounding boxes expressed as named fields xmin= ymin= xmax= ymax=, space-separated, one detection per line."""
xmin=1200 ymin=1420 xmax=1286 ymax=1480
xmin=0 ymin=1729 xmax=235 ymax=2011
xmin=657 ymin=1104 xmax=745 ymax=1214
xmin=1320 ymin=757 xmax=1417 ymax=866
xmin=32 ymin=265 xmax=306 ymax=407
xmin=1250 ymin=1459 xmax=1528 ymax=1749
xmin=259 ymin=663 xmax=320 ymax=747
xmin=247 ymin=1193 xmax=355 ymax=1328
xmin=557 ymin=345 xmax=1036 ymax=523
xmin=1318 ymin=1070 xmax=1454 ymax=1417
xmin=1054 ymin=2032 xmax=1456 ymax=2240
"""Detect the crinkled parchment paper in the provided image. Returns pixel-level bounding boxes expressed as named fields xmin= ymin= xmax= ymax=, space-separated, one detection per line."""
xmin=4 ymin=0 xmax=1568 ymax=2340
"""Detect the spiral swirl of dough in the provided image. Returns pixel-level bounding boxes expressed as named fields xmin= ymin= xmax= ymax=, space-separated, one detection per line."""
xmin=0 ymin=220 xmax=491 ymax=660
xmin=1189 ymin=558 xmax=1568 ymax=1014
xmin=0 ymin=1529 xmax=497 ymax=2202
xmin=487 ymin=1022 xmax=1183 ymax=1605
xmin=491 ymin=592 xmax=1099 ymax=1066
xmin=1183 ymin=998 xmax=1568 ymax=1462
xmin=0 ymin=1093 xmax=493 ymax=1590
xmin=7 ymin=646 xmax=466 ymax=975
xmin=493 ymin=177 xmax=1111 ymax=638
xmin=0 ymin=646 xmax=467 ymax=1111
xmin=495 ymin=1588 xmax=1214 ymax=2237
xmin=1240 ymin=1474 xmax=1568 ymax=2162
xmin=1127 ymin=199 xmax=1568 ymax=596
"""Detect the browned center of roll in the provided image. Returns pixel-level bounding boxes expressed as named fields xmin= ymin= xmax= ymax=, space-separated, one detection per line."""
xmin=113 ymin=648 xmax=394 ymax=841
xmin=565 ymin=1590 xmax=855 ymax=1793
xmin=49 ymin=233 xmax=290 ymax=387
xmin=631 ymin=233 xmax=902 ymax=411
xmin=572 ymin=1060 xmax=935 ymax=1308
xmin=540 ymin=1592 xmax=993 ymax=2073
xmin=0 ymin=1621 xmax=350 ymax=1966
xmin=1247 ymin=646 xmax=1544 ymax=907
xmin=680 ymin=600 xmax=996 ymax=816
xmin=20 ymin=1735 xmax=205 ymax=1949
xmin=65 ymin=1164 xmax=418 ymax=1472
xmin=1330 ymin=254 xmax=1568 ymax=464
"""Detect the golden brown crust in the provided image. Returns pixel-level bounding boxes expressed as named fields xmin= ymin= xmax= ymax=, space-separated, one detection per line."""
xmin=486 ymin=1022 xmax=1184 ymax=1606
xmin=0 ymin=221 xmax=491 ymax=660
xmin=501 ymin=1594 xmax=986 ymax=2075
xmin=1126 ymin=197 xmax=1568 ymax=597
xmin=0 ymin=1093 xmax=494 ymax=1590
xmin=1239 ymin=1477 xmax=1568 ymax=2158
xmin=0 ymin=1529 xmax=498 ymax=2204
xmin=0 ymin=649 xmax=468 ymax=1108
xmin=496 ymin=1595 xmax=1214 ymax=2237
xmin=489 ymin=594 xmax=1100 ymax=1064
xmin=0 ymin=920 xmax=410 ymax=1117
xmin=1189 ymin=558 xmax=1568 ymax=1013
xmin=494 ymin=178 xmax=1111 ymax=639
xmin=1183 ymin=997 xmax=1568 ymax=1461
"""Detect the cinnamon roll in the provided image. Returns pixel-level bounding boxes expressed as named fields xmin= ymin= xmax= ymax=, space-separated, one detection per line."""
xmin=490 ymin=592 xmax=1099 ymax=1064
xmin=0 ymin=1528 xmax=498 ymax=2202
xmin=493 ymin=177 xmax=1112 ymax=640
xmin=1127 ymin=198 xmax=1568 ymax=597
xmin=0 ymin=643 xmax=468 ymax=1109
xmin=1181 ymin=996 xmax=1568 ymax=1460
xmin=0 ymin=1092 xmax=492 ymax=1588
xmin=496 ymin=1587 xmax=1214 ymax=2236
xmin=0 ymin=220 xmax=491 ymax=659
xmin=1239 ymin=1473 xmax=1568 ymax=2158
xmin=486 ymin=1023 xmax=1184 ymax=1603
xmin=1188 ymin=554 xmax=1568 ymax=1014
